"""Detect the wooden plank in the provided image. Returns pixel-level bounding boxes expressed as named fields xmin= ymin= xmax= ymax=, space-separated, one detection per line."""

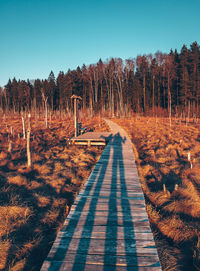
xmin=56 ymin=228 xmax=155 ymax=240
xmin=45 ymin=253 xmax=160 ymax=266
xmin=41 ymin=119 xmax=161 ymax=270
xmin=42 ymin=261 xmax=161 ymax=271
xmin=73 ymin=141 xmax=106 ymax=146
xmin=73 ymin=132 xmax=112 ymax=140
xmin=70 ymin=132 xmax=112 ymax=146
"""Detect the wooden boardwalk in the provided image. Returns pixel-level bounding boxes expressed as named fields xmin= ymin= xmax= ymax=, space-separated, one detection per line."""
xmin=41 ymin=119 xmax=161 ymax=271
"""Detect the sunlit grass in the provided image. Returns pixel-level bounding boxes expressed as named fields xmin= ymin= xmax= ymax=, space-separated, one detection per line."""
xmin=0 ymin=114 xmax=106 ymax=270
xmin=115 ymin=116 xmax=200 ymax=271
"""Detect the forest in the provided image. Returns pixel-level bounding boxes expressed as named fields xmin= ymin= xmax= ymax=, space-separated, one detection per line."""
xmin=0 ymin=41 xmax=200 ymax=116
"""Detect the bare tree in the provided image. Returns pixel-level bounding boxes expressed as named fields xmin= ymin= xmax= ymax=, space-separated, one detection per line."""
xmin=114 ymin=58 xmax=124 ymax=115
xmin=41 ymin=88 xmax=48 ymax=128
xmin=136 ymin=55 xmax=149 ymax=113
xmin=27 ymin=113 xmax=31 ymax=167
xmin=155 ymin=51 xmax=166 ymax=109
xmin=124 ymin=58 xmax=135 ymax=112
xmin=81 ymin=65 xmax=88 ymax=112
xmin=105 ymin=59 xmax=115 ymax=115
xmin=163 ymin=53 xmax=176 ymax=113
xmin=88 ymin=65 xmax=95 ymax=115
xmin=97 ymin=59 xmax=105 ymax=112
xmin=150 ymin=57 xmax=159 ymax=114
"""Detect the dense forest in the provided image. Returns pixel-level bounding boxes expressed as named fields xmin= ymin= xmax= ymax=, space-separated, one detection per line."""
xmin=0 ymin=41 xmax=200 ymax=116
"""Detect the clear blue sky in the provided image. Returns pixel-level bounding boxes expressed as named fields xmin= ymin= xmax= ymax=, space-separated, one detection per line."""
xmin=0 ymin=0 xmax=199 ymax=87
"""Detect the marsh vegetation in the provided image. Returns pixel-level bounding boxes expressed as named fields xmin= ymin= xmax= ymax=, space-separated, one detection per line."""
xmin=115 ymin=117 xmax=200 ymax=271
xmin=0 ymin=114 xmax=108 ymax=271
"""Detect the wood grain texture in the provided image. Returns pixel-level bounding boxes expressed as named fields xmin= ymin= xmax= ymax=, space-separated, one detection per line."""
xmin=41 ymin=119 xmax=162 ymax=271
xmin=71 ymin=132 xmax=112 ymax=146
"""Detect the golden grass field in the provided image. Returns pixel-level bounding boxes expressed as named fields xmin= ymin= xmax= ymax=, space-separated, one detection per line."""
xmin=114 ymin=117 xmax=200 ymax=271
xmin=2 ymin=113 xmax=200 ymax=271
xmin=0 ymin=114 xmax=109 ymax=271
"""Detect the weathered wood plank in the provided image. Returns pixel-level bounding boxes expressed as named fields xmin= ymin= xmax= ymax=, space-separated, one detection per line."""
xmin=71 ymin=132 xmax=112 ymax=146
xmin=45 ymin=253 xmax=160 ymax=266
xmin=56 ymin=228 xmax=155 ymax=240
xmin=42 ymin=261 xmax=161 ymax=271
xmin=74 ymin=132 xmax=112 ymax=140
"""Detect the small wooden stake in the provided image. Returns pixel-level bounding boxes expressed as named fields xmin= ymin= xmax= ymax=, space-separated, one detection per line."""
xmin=174 ymin=184 xmax=178 ymax=191
xmin=163 ymin=183 xmax=166 ymax=193
xmin=8 ymin=138 xmax=12 ymax=152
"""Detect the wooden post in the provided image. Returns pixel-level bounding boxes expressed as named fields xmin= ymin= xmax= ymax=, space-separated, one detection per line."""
xmin=71 ymin=95 xmax=82 ymax=138
xmin=169 ymin=92 xmax=172 ymax=127
xmin=187 ymin=100 xmax=190 ymax=125
xmin=74 ymin=98 xmax=78 ymax=137
xmin=27 ymin=113 xmax=31 ymax=167
xmin=8 ymin=135 xmax=12 ymax=152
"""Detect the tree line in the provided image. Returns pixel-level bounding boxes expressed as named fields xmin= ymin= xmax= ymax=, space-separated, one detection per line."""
xmin=0 ymin=41 xmax=200 ymax=116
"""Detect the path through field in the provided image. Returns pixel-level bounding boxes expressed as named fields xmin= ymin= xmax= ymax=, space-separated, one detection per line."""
xmin=41 ymin=119 xmax=161 ymax=270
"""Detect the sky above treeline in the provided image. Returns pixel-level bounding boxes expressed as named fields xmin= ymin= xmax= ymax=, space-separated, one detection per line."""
xmin=0 ymin=0 xmax=200 ymax=87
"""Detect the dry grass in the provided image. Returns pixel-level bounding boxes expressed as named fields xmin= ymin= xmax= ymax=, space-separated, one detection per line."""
xmin=0 ymin=113 xmax=107 ymax=271
xmin=115 ymin=116 xmax=200 ymax=271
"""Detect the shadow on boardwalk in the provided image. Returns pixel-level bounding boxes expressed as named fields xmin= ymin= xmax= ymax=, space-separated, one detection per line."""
xmin=43 ymin=132 xmax=147 ymax=270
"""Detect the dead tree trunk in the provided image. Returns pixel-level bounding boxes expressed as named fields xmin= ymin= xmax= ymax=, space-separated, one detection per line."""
xmin=169 ymin=93 xmax=172 ymax=127
xmin=21 ymin=114 xmax=26 ymax=139
xmin=27 ymin=113 xmax=31 ymax=167
xmin=41 ymin=88 xmax=48 ymax=128
xmin=143 ymin=75 xmax=146 ymax=113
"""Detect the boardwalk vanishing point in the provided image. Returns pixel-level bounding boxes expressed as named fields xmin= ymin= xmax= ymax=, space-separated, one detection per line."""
xmin=41 ymin=119 xmax=161 ymax=270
